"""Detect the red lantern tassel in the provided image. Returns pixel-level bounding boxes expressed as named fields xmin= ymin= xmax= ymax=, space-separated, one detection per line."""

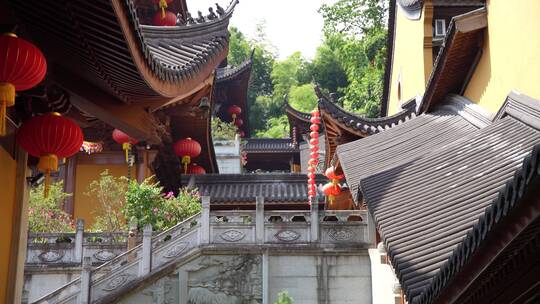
xmin=0 ymin=83 xmax=15 ymax=136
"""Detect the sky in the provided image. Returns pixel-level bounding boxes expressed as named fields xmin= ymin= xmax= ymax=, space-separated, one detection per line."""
xmin=188 ymin=0 xmax=339 ymax=60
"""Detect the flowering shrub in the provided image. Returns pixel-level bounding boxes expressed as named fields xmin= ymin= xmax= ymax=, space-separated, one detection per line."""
xmin=123 ymin=177 xmax=202 ymax=231
xmin=28 ymin=181 xmax=74 ymax=233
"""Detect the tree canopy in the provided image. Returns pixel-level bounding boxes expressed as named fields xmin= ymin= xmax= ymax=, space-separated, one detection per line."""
xmin=225 ymin=1 xmax=388 ymax=137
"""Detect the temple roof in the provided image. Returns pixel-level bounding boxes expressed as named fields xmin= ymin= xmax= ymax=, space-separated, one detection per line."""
xmin=215 ymin=54 xmax=254 ymax=83
xmin=9 ymin=0 xmax=237 ymax=107
xmin=317 ymin=87 xmax=418 ymax=167
xmin=181 ymin=173 xmax=326 ymax=206
xmin=285 ymin=101 xmax=314 ymax=142
xmin=244 ymin=138 xmax=299 ymax=154
xmin=336 ymin=107 xmax=478 ymax=204
xmin=336 ymin=92 xmax=540 ymax=302
xmin=420 ymin=8 xmax=487 ymax=113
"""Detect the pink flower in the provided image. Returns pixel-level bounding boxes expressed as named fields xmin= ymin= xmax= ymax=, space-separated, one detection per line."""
xmin=165 ymin=191 xmax=175 ymax=199
xmin=153 ymin=207 xmax=159 ymax=214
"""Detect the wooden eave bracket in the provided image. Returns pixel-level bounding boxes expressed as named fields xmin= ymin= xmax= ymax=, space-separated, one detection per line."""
xmin=52 ymin=66 xmax=161 ymax=144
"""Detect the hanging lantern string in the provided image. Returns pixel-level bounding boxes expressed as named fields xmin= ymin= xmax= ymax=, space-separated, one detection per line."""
xmin=307 ymin=108 xmax=320 ymax=206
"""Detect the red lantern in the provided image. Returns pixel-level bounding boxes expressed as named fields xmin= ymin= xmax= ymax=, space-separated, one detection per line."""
xmin=311 ymin=109 xmax=320 ymax=117
xmin=228 ymin=105 xmax=242 ymax=121
xmin=17 ymin=113 xmax=83 ymax=196
xmin=153 ymin=0 xmax=174 ymax=18
xmin=310 ymin=131 xmax=319 ymax=139
xmin=0 ymin=33 xmax=47 ymax=136
xmin=174 ymin=137 xmax=201 ymax=173
xmin=307 ymin=166 xmax=316 ymax=173
xmin=310 ymin=117 xmax=320 ymax=124
xmin=112 ymin=129 xmax=139 ymax=163
xmin=186 ymin=163 xmax=206 ymax=174
xmin=310 ymin=138 xmax=319 ymax=146
xmin=310 ymin=124 xmax=319 ymax=132
xmin=234 ymin=118 xmax=243 ymax=127
xmin=307 ymin=172 xmax=315 ymax=179
xmin=325 ymin=166 xmax=344 ymax=180
xmin=153 ymin=11 xmax=177 ymax=26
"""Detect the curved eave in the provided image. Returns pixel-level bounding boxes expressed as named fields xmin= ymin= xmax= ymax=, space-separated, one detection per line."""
xmin=10 ymin=0 xmax=237 ymax=105
xmin=319 ymin=95 xmax=417 ymax=138
xmin=215 ymin=57 xmax=253 ymax=83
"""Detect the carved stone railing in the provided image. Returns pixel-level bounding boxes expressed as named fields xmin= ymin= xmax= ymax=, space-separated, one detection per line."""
xmin=32 ymin=197 xmax=373 ymax=303
xmin=26 ymin=221 xmax=129 ymax=266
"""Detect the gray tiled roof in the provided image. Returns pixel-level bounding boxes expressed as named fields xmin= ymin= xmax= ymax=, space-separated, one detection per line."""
xmin=215 ymin=57 xmax=253 ymax=82
xmin=182 ymin=174 xmax=325 ymax=204
xmin=337 ymin=110 xmax=478 ymax=203
xmin=244 ymin=138 xmax=299 ymax=153
xmin=337 ymin=93 xmax=540 ymax=302
xmin=318 ymin=88 xmax=418 ymax=136
xmin=10 ymin=0 xmax=237 ymax=103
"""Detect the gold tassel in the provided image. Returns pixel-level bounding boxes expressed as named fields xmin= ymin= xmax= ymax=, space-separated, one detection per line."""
xmin=159 ymin=0 xmax=168 ymax=18
xmin=0 ymin=83 xmax=15 ymax=136
xmin=181 ymin=155 xmax=190 ymax=174
xmin=122 ymin=143 xmax=131 ymax=163
xmin=38 ymin=154 xmax=58 ymax=198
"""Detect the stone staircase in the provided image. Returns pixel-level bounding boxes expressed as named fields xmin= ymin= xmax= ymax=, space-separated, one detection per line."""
xmin=32 ymin=197 xmax=373 ymax=304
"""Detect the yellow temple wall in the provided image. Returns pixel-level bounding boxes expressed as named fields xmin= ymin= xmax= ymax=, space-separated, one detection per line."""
xmin=73 ymin=164 xmax=135 ymax=226
xmin=387 ymin=2 xmax=433 ymax=115
xmin=0 ymin=146 xmax=16 ymax=302
xmin=464 ymin=0 xmax=540 ymax=111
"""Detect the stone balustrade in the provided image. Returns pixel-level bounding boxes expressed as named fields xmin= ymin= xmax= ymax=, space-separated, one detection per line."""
xmin=30 ymin=196 xmax=374 ymax=304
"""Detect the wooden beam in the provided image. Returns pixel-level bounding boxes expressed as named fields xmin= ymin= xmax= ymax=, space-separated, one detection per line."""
xmin=64 ymin=155 xmax=77 ymax=216
xmin=51 ymin=66 xmax=161 ymax=144
xmin=6 ymin=147 xmax=29 ymax=304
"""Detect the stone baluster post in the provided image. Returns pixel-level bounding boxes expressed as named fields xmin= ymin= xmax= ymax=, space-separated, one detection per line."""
xmin=140 ymin=224 xmax=152 ymax=277
xmin=310 ymin=198 xmax=319 ymax=242
xmin=200 ymin=196 xmax=211 ymax=244
xmin=127 ymin=221 xmax=138 ymax=262
xmin=79 ymin=256 xmax=92 ymax=304
xmin=75 ymin=219 xmax=84 ymax=264
xmin=256 ymin=196 xmax=264 ymax=244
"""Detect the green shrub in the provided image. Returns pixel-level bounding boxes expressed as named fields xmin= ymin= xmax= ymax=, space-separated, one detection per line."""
xmin=28 ymin=181 xmax=74 ymax=233
xmin=85 ymin=170 xmax=128 ymax=232
xmin=123 ymin=177 xmax=201 ymax=231
xmin=274 ymin=291 xmax=294 ymax=304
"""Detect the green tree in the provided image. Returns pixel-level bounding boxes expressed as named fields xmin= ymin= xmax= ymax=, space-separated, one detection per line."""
xmin=311 ymin=44 xmax=349 ymax=94
xmin=255 ymin=115 xmax=289 ymax=138
xmin=212 ymin=117 xmax=239 ymax=140
xmin=318 ymin=0 xmax=388 ymax=117
xmin=289 ymin=83 xmax=318 ymax=112
xmin=85 ymin=170 xmax=128 ymax=232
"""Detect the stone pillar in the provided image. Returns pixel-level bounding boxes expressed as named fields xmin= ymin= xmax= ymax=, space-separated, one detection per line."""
xmin=140 ymin=224 xmax=152 ymax=277
xmin=178 ymin=270 xmax=188 ymax=304
xmin=200 ymin=196 xmax=211 ymax=244
xmin=366 ymin=212 xmax=377 ymax=247
xmin=262 ymin=251 xmax=269 ymax=304
xmin=79 ymin=256 xmax=92 ymax=304
xmin=310 ymin=199 xmax=319 ymax=242
xmin=75 ymin=219 xmax=84 ymax=263
xmin=256 ymin=196 xmax=264 ymax=244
